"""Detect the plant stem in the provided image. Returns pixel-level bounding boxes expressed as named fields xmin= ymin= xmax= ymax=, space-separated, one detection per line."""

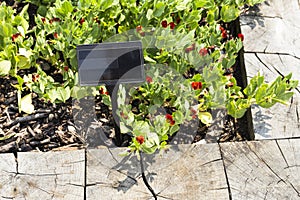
xmin=139 ymin=151 xmax=157 ymax=200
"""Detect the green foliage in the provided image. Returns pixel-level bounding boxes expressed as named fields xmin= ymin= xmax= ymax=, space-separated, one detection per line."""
xmin=0 ymin=0 xmax=298 ymax=154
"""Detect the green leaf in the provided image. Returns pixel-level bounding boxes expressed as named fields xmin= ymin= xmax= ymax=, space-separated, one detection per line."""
xmin=0 ymin=23 xmax=13 ymax=37
xmin=169 ymin=125 xmax=179 ymax=135
xmin=198 ymin=112 xmax=212 ymax=125
xmin=0 ymin=60 xmax=11 ymax=76
xmin=153 ymin=2 xmax=165 ymax=17
xmin=173 ymin=110 xmax=184 ymax=124
xmin=48 ymin=89 xmax=58 ymax=103
xmin=61 ymin=1 xmax=73 ymax=15
xmin=57 ymin=86 xmax=71 ymax=102
xmin=102 ymin=95 xmax=111 ymax=106
xmin=195 ymin=0 xmax=215 ymax=9
xmin=146 ymin=9 xmax=153 ymax=20
xmin=220 ymin=5 xmax=240 ymax=22
xmin=20 ymin=94 xmax=35 ymax=114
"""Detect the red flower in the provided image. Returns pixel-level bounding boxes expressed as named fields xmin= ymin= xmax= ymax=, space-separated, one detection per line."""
xmin=190 ymin=108 xmax=197 ymax=119
xmin=146 ymin=76 xmax=153 ymax=83
xmin=139 ymin=31 xmax=145 ymax=37
xmin=169 ymin=22 xmax=176 ymax=29
xmin=191 ymin=82 xmax=202 ymax=90
xmin=165 ymin=114 xmax=175 ymax=126
xmin=221 ymin=31 xmax=227 ymax=38
xmin=41 ymin=17 xmax=46 ymax=23
xmin=120 ymin=112 xmax=128 ymax=119
xmin=49 ymin=17 xmax=60 ymax=24
xmin=199 ymin=48 xmax=208 ymax=56
xmin=53 ymin=32 xmax=58 ymax=39
xmin=32 ymin=74 xmax=40 ymax=82
xmin=100 ymin=87 xmax=108 ymax=95
xmin=219 ymin=26 xmax=225 ymax=32
xmin=136 ymin=135 xmax=145 ymax=144
xmin=64 ymin=66 xmax=69 ymax=72
xmin=185 ymin=47 xmax=192 ymax=53
xmin=11 ymin=33 xmax=21 ymax=42
xmin=136 ymin=25 xmax=142 ymax=32
xmin=79 ymin=18 xmax=85 ymax=25
xmin=237 ymin=33 xmax=244 ymax=41
xmin=52 ymin=17 xmax=61 ymax=22
xmin=161 ymin=20 xmax=168 ymax=28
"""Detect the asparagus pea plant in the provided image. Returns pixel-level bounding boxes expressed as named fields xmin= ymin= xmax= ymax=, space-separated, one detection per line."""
xmin=0 ymin=0 xmax=298 ymax=156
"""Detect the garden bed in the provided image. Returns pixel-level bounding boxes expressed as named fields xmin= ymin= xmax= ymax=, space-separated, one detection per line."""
xmin=0 ymin=0 xmax=297 ymax=154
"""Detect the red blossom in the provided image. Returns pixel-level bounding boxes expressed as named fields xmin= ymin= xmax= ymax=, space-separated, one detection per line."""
xmin=199 ymin=48 xmax=208 ymax=56
xmin=221 ymin=31 xmax=227 ymax=38
xmin=161 ymin=20 xmax=168 ymax=28
xmin=191 ymin=82 xmax=202 ymax=90
xmin=120 ymin=112 xmax=128 ymax=119
xmin=219 ymin=26 xmax=225 ymax=32
xmin=136 ymin=25 xmax=142 ymax=32
xmin=136 ymin=135 xmax=145 ymax=144
xmin=185 ymin=43 xmax=195 ymax=53
xmin=146 ymin=76 xmax=153 ymax=83
xmin=99 ymin=87 xmax=108 ymax=95
xmin=190 ymin=108 xmax=198 ymax=119
xmin=237 ymin=33 xmax=244 ymax=41
xmin=53 ymin=32 xmax=58 ymax=39
xmin=169 ymin=22 xmax=176 ymax=29
xmin=79 ymin=18 xmax=85 ymax=25
xmin=32 ymin=74 xmax=40 ymax=82
xmin=185 ymin=47 xmax=192 ymax=53
xmin=11 ymin=33 xmax=21 ymax=42
xmin=64 ymin=66 xmax=69 ymax=72
xmin=165 ymin=114 xmax=175 ymax=126
xmin=139 ymin=31 xmax=145 ymax=37
xmin=52 ymin=17 xmax=61 ymax=22
xmin=41 ymin=17 xmax=46 ymax=23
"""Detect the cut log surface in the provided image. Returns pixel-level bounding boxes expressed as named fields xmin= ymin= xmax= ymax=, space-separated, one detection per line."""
xmin=0 ymin=153 xmax=17 ymax=198
xmin=220 ymin=140 xmax=300 ymax=200
xmin=241 ymin=0 xmax=300 ymax=139
xmin=0 ymin=150 xmax=85 ymax=200
xmin=240 ymin=0 xmax=300 ymax=57
xmin=86 ymin=144 xmax=229 ymax=200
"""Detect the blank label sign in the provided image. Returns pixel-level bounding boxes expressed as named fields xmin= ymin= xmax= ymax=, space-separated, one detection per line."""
xmin=77 ymin=41 xmax=145 ymax=86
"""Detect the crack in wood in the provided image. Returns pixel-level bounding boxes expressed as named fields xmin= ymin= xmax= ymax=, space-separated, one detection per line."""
xmin=1 ymin=197 xmax=14 ymax=199
xmin=12 ymin=152 xmax=18 ymax=175
xmin=245 ymin=51 xmax=300 ymax=61
xmin=246 ymin=143 xmax=300 ymax=196
xmin=84 ymin=149 xmax=87 ymax=200
xmin=246 ymin=143 xmax=286 ymax=182
xmin=296 ymin=105 xmax=300 ymax=125
xmin=242 ymin=14 xmax=283 ymax=19
xmin=218 ymin=144 xmax=232 ymax=200
xmin=200 ymin=158 xmax=223 ymax=166
xmin=254 ymin=53 xmax=273 ymax=73
xmin=275 ymin=140 xmax=289 ymax=167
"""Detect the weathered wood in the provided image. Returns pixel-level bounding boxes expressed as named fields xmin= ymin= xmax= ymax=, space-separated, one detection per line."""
xmin=86 ymin=144 xmax=229 ymax=200
xmin=220 ymin=140 xmax=300 ymax=200
xmin=1 ymin=150 xmax=85 ymax=200
xmin=0 ymin=153 xmax=17 ymax=198
xmin=240 ymin=0 xmax=300 ymax=57
xmin=240 ymin=0 xmax=300 ymax=140
xmin=244 ymin=53 xmax=300 ymax=139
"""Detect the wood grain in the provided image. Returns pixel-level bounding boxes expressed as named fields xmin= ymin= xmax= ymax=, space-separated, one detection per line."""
xmin=86 ymin=144 xmax=229 ymax=200
xmin=244 ymin=53 xmax=300 ymax=139
xmin=220 ymin=140 xmax=300 ymax=200
xmin=0 ymin=150 xmax=85 ymax=200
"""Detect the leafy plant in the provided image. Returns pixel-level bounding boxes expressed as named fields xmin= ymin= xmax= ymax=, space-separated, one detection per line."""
xmin=0 ymin=0 xmax=298 ymax=155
